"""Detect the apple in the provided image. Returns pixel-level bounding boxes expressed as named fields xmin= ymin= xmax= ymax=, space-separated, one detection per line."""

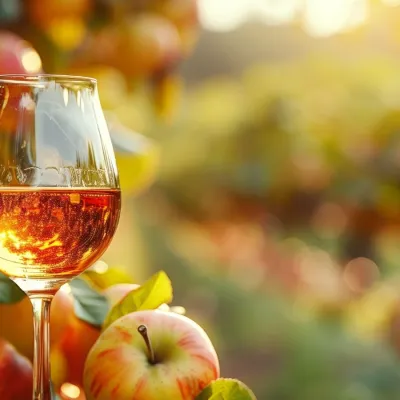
xmin=50 ymin=299 xmax=102 ymax=392
xmin=0 ymin=338 xmax=33 ymax=399
xmin=83 ymin=310 xmax=220 ymax=400
xmin=103 ymin=283 xmax=140 ymax=307
xmin=58 ymin=318 xmax=101 ymax=388
xmin=0 ymin=288 xmax=75 ymax=360
xmin=0 ymin=31 xmax=42 ymax=74
xmin=86 ymin=14 xmax=181 ymax=78
xmin=0 ymin=32 xmax=43 ymax=136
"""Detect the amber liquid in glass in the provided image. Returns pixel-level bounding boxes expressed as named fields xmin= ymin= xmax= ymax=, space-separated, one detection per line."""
xmin=0 ymin=188 xmax=120 ymax=279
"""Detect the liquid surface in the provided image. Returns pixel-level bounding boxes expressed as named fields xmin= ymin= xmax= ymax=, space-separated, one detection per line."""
xmin=0 ymin=188 xmax=120 ymax=279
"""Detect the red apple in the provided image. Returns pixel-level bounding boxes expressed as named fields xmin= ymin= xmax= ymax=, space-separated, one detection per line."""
xmin=83 ymin=310 xmax=220 ymax=400
xmin=0 ymin=338 xmax=33 ymax=399
xmin=58 ymin=318 xmax=101 ymax=388
xmin=50 ymin=302 xmax=102 ymax=392
xmin=0 ymin=289 xmax=75 ymax=360
xmin=103 ymin=283 xmax=140 ymax=307
xmin=0 ymin=32 xmax=42 ymax=137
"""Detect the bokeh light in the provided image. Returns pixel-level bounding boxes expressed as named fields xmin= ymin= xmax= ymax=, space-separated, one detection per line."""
xmin=60 ymin=383 xmax=82 ymax=399
xmin=20 ymin=48 xmax=42 ymax=73
xmin=343 ymin=257 xmax=380 ymax=294
xmin=198 ymin=0 xmax=369 ymax=35
xmin=382 ymin=0 xmax=400 ymax=6
xmin=303 ymin=0 xmax=367 ymax=37
xmin=198 ymin=0 xmax=251 ymax=32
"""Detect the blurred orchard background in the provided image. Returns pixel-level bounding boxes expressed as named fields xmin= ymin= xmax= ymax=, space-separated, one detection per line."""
xmin=7 ymin=0 xmax=400 ymax=399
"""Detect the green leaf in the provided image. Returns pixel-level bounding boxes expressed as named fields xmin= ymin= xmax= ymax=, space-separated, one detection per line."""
xmin=0 ymin=272 xmax=26 ymax=304
xmin=69 ymin=277 xmax=110 ymax=327
xmin=83 ymin=266 xmax=134 ymax=290
xmin=103 ymin=270 xmax=173 ymax=330
xmin=196 ymin=379 xmax=257 ymax=400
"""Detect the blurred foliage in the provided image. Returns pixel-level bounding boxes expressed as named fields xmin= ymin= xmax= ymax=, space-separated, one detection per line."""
xmin=128 ymin=53 xmax=400 ymax=398
xmin=153 ymin=56 xmax=400 ymax=209
xmin=5 ymin=1 xmax=400 ymax=399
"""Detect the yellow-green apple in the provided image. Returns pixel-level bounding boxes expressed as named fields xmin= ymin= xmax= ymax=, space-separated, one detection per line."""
xmin=83 ymin=310 xmax=220 ymax=400
xmin=0 ymin=338 xmax=33 ymax=399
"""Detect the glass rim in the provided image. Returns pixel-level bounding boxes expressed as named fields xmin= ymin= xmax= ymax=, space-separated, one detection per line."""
xmin=0 ymin=74 xmax=97 ymax=86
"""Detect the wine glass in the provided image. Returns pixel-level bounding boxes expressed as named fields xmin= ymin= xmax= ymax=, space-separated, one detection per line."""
xmin=0 ymin=75 xmax=121 ymax=399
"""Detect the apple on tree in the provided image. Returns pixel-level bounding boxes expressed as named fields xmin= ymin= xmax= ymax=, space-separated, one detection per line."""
xmin=0 ymin=31 xmax=42 ymax=75
xmin=83 ymin=309 xmax=220 ymax=400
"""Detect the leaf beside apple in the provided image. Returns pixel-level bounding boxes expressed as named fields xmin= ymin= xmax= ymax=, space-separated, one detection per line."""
xmin=102 ymin=270 xmax=173 ymax=330
xmin=83 ymin=265 xmax=135 ymax=291
xmin=0 ymin=272 xmax=25 ymax=304
xmin=196 ymin=378 xmax=257 ymax=400
xmin=69 ymin=278 xmax=110 ymax=328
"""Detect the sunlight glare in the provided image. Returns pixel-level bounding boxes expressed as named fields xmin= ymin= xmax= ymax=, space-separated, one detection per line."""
xmin=256 ymin=0 xmax=300 ymax=25
xmin=382 ymin=0 xmax=400 ymax=6
xmin=20 ymin=48 xmax=42 ymax=73
xmin=304 ymin=0 xmax=367 ymax=37
xmin=63 ymin=88 xmax=69 ymax=107
xmin=60 ymin=283 xmax=72 ymax=294
xmin=197 ymin=0 xmax=398 ymax=35
xmin=92 ymin=260 xmax=109 ymax=274
xmin=198 ymin=0 xmax=251 ymax=32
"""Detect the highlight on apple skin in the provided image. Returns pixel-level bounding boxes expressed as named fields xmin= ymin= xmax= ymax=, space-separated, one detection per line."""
xmin=83 ymin=310 xmax=220 ymax=400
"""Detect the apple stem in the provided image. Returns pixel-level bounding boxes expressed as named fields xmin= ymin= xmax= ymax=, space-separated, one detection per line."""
xmin=138 ymin=325 xmax=156 ymax=364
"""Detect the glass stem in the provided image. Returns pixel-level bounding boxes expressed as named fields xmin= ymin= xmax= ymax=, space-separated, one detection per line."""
xmin=30 ymin=295 xmax=53 ymax=400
